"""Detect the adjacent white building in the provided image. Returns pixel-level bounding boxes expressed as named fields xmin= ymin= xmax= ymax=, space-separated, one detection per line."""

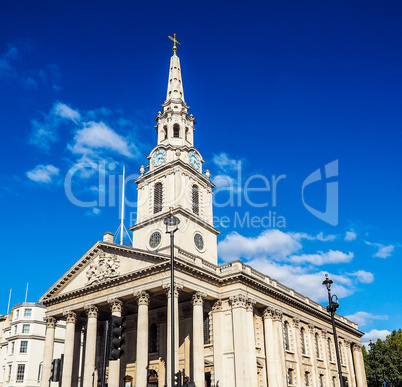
xmin=0 ymin=303 xmax=65 ymax=387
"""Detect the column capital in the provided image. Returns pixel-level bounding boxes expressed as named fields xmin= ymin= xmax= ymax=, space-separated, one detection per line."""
xmin=229 ymin=294 xmax=247 ymax=308
xmin=212 ymin=299 xmax=222 ymax=312
xmin=63 ymin=311 xmax=77 ymax=324
xmin=192 ymin=292 xmax=206 ymax=306
xmin=308 ymin=323 xmax=315 ymax=333
xmin=246 ymin=298 xmax=256 ymax=312
xmin=352 ymin=343 xmax=363 ymax=352
xmin=109 ymin=298 xmax=123 ymax=313
xmin=135 ymin=290 xmax=150 ymax=306
xmin=85 ymin=305 xmax=98 ymax=318
xmin=262 ymin=307 xmax=282 ymax=321
xmin=44 ymin=316 xmax=57 ymax=328
xmin=164 ymin=283 xmax=183 ymax=298
xmin=292 ymin=317 xmax=300 ymax=328
xmin=322 ymin=329 xmax=328 ymax=339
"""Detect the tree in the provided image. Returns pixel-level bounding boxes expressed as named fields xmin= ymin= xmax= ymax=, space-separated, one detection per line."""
xmin=364 ymin=329 xmax=402 ymax=387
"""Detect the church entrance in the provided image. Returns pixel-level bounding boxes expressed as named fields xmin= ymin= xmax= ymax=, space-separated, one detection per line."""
xmin=147 ymin=370 xmax=158 ymax=387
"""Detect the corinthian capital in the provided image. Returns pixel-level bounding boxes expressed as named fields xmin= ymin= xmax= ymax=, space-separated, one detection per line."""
xmin=44 ymin=316 xmax=57 ymax=328
xmin=163 ymin=283 xmax=183 ymax=298
xmin=192 ymin=292 xmax=206 ymax=306
xmin=63 ymin=311 xmax=77 ymax=324
xmin=135 ymin=290 xmax=150 ymax=306
xmin=246 ymin=298 xmax=256 ymax=312
xmin=229 ymin=294 xmax=247 ymax=308
xmin=85 ymin=305 xmax=98 ymax=318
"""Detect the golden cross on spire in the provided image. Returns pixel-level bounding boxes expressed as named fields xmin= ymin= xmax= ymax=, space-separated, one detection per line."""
xmin=168 ymin=33 xmax=181 ymax=54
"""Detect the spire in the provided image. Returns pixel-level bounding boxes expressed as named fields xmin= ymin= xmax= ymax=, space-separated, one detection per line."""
xmin=165 ymin=33 xmax=185 ymax=104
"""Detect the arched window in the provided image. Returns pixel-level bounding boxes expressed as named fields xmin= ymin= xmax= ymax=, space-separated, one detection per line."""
xmin=284 ymin=321 xmax=290 ymax=350
xmin=304 ymin=371 xmax=310 ymax=386
xmin=149 ymin=323 xmax=157 ymax=353
xmin=315 ymin=333 xmax=320 ymax=359
xmin=173 ymin=124 xmax=180 ymax=138
xmin=339 ymin=341 xmax=344 ymax=364
xmin=203 ymin=312 xmax=210 ymax=344
xmin=154 ymin=183 xmax=162 ymax=214
xmin=332 ymin=376 xmax=337 ymax=387
xmin=163 ymin=126 xmax=168 ymax=140
xmin=327 ymin=337 xmax=333 ymax=361
xmin=301 ymin=327 xmax=306 ymax=354
xmin=287 ymin=369 xmax=294 ymax=385
xmin=319 ymin=374 xmax=324 ymax=387
xmin=185 ymin=127 xmax=189 ymax=142
xmin=192 ymin=185 xmax=199 ymax=215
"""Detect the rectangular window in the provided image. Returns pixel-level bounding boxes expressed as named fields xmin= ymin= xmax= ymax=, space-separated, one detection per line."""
xmin=16 ymin=364 xmax=25 ymax=381
xmin=22 ymin=324 xmax=30 ymax=334
xmin=20 ymin=341 xmax=28 ymax=354
xmin=8 ymin=365 xmax=12 ymax=381
xmin=24 ymin=309 xmax=32 ymax=317
xmin=14 ymin=310 xmax=19 ymax=320
xmin=10 ymin=342 xmax=15 ymax=354
xmin=13 ymin=326 xmax=17 ymax=335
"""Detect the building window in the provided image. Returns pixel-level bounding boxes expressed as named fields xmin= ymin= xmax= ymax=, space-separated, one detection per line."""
xmin=339 ymin=342 xmax=344 ymax=364
xmin=192 ymin=185 xmax=199 ymax=215
xmin=10 ymin=342 xmax=15 ymax=354
xmin=16 ymin=364 xmax=25 ymax=382
xmin=319 ymin=374 xmax=324 ymax=387
xmin=332 ymin=376 xmax=337 ymax=387
xmin=20 ymin=341 xmax=28 ymax=354
xmin=14 ymin=310 xmax=19 ymax=320
xmin=304 ymin=372 xmax=309 ymax=386
xmin=185 ymin=127 xmax=189 ymax=142
xmin=315 ymin=333 xmax=320 ymax=358
xmin=327 ymin=338 xmax=333 ymax=362
xmin=149 ymin=323 xmax=157 ymax=353
xmin=163 ymin=126 xmax=167 ymax=140
xmin=203 ymin=312 xmax=210 ymax=344
xmin=38 ymin=363 xmax=42 ymax=382
xmin=154 ymin=183 xmax=163 ymax=214
xmin=284 ymin=321 xmax=290 ymax=350
xmin=8 ymin=365 xmax=12 ymax=381
xmin=287 ymin=368 xmax=294 ymax=385
xmin=24 ymin=309 xmax=32 ymax=318
xmin=301 ymin=327 xmax=306 ymax=354
xmin=13 ymin=326 xmax=17 ymax=335
xmin=22 ymin=324 xmax=30 ymax=334
xmin=173 ymin=124 xmax=180 ymax=138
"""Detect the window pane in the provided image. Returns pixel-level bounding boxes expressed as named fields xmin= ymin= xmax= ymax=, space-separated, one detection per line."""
xmin=22 ymin=324 xmax=30 ymax=334
xmin=16 ymin=364 xmax=25 ymax=381
xmin=24 ymin=309 xmax=32 ymax=317
xmin=20 ymin=341 xmax=28 ymax=353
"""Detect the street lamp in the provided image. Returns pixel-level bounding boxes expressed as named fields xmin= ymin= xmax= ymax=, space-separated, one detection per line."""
xmin=164 ymin=207 xmax=180 ymax=387
xmin=323 ymin=274 xmax=345 ymax=387
xmin=369 ymin=340 xmax=380 ymax=387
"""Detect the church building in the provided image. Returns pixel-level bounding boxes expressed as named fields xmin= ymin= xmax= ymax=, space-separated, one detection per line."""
xmin=39 ymin=36 xmax=367 ymax=387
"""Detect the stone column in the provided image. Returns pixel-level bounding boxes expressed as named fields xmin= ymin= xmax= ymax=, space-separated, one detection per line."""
xmin=345 ymin=340 xmax=356 ymax=387
xmin=135 ymin=291 xmax=150 ymax=387
xmin=108 ymin=299 xmax=123 ymax=387
xmin=352 ymin=344 xmax=367 ymax=387
xmin=192 ymin=292 xmax=206 ymax=387
xmin=165 ymin=284 xmax=182 ymax=387
xmin=246 ymin=299 xmax=258 ymax=387
xmin=292 ymin=318 xmax=303 ymax=386
xmin=40 ymin=316 xmax=57 ymax=387
xmin=61 ymin=311 xmax=77 ymax=387
xmin=307 ymin=324 xmax=318 ymax=387
xmin=230 ymin=294 xmax=251 ymax=386
xmin=272 ymin=309 xmax=286 ymax=385
xmin=263 ymin=308 xmax=278 ymax=387
xmin=72 ymin=324 xmax=82 ymax=387
xmin=82 ymin=305 xmax=98 ymax=387
xmin=211 ymin=300 xmax=224 ymax=386
xmin=320 ymin=330 xmax=331 ymax=387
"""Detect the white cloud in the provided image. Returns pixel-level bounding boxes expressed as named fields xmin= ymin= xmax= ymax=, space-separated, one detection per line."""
xmin=345 ymin=231 xmax=357 ymax=241
xmin=54 ymin=102 xmax=81 ymax=123
xmin=218 ymin=229 xmax=301 ymax=262
xmin=349 ymin=270 xmax=374 ymax=284
xmin=26 ymin=164 xmax=59 ymax=183
xmin=290 ymin=250 xmax=353 ymax=266
xmin=292 ymin=231 xmax=337 ymax=242
xmin=365 ymin=241 xmax=395 ymax=258
xmin=212 ymin=152 xmax=240 ymax=172
xmin=361 ymin=329 xmax=391 ymax=345
xmin=345 ymin=312 xmax=388 ymax=327
xmin=68 ymin=121 xmax=134 ymax=158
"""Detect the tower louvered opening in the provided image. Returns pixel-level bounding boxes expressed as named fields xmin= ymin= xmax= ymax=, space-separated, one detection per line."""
xmin=192 ymin=185 xmax=199 ymax=215
xmin=173 ymin=124 xmax=180 ymax=138
xmin=154 ymin=183 xmax=163 ymax=214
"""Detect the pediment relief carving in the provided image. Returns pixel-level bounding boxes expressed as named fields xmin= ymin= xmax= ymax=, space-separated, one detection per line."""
xmin=86 ymin=251 xmax=121 ymax=286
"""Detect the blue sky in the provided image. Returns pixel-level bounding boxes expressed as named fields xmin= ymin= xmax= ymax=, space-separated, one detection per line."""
xmin=1 ymin=0 xmax=401 ymax=343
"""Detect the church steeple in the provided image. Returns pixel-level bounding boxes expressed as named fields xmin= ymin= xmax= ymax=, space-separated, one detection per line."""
xmin=165 ymin=52 xmax=185 ymax=105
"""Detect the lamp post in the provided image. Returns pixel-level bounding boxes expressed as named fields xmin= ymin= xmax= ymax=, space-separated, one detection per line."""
xmin=369 ymin=340 xmax=380 ymax=387
xmin=164 ymin=207 xmax=180 ymax=387
xmin=323 ymin=274 xmax=345 ymax=387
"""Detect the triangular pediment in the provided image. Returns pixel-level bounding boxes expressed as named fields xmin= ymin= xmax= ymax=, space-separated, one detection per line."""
xmin=40 ymin=241 xmax=168 ymax=302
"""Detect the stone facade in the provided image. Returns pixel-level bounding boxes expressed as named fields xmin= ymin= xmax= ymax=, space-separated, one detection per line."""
xmin=38 ymin=40 xmax=367 ymax=387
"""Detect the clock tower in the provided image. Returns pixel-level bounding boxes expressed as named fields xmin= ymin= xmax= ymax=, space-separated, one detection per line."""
xmin=130 ymin=35 xmax=219 ymax=264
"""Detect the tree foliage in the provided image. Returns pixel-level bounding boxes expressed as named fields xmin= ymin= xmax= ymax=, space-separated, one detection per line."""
xmin=364 ymin=329 xmax=402 ymax=387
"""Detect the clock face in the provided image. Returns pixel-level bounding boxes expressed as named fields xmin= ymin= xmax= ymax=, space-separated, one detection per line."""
xmin=189 ymin=151 xmax=200 ymax=169
xmin=152 ymin=148 xmax=166 ymax=167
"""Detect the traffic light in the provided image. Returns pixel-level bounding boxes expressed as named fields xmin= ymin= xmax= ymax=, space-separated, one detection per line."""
xmin=50 ymin=358 xmax=61 ymax=382
xmin=109 ymin=315 xmax=126 ymax=360
xmin=183 ymin=375 xmax=189 ymax=387
xmin=174 ymin=370 xmax=182 ymax=387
